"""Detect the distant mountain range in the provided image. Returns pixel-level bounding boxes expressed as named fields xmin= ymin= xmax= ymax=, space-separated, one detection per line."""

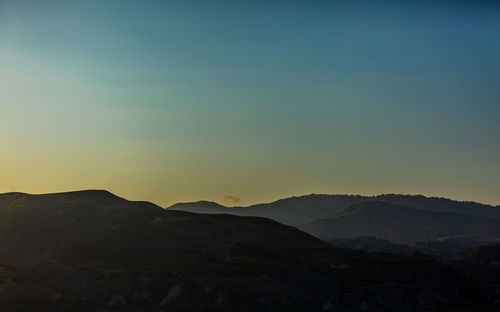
xmin=0 ymin=190 xmax=493 ymax=311
xmin=169 ymin=194 xmax=500 ymax=243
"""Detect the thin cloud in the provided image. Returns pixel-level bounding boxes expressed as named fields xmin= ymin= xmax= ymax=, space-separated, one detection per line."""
xmin=219 ymin=195 xmax=241 ymax=206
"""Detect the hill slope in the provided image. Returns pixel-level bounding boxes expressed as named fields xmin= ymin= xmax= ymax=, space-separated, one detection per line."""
xmin=0 ymin=190 xmax=164 ymax=265
xmin=169 ymin=194 xmax=369 ymax=226
xmin=0 ymin=191 xmax=489 ymax=311
xmin=300 ymin=201 xmax=500 ymax=243
xmin=169 ymin=194 xmax=500 ymax=226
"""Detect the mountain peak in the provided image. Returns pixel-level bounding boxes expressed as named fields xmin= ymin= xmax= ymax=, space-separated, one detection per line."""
xmin=0 ymin=189 xmax=121 ymax=200
xmin=41 ymin=189 xmax=122 ymax=200
xmin=169 ymin=200 xmax=227 ymax=210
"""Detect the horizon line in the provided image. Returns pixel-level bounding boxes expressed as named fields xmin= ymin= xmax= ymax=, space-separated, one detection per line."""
xmin=1 ymin=189 xmax=498 ymax=208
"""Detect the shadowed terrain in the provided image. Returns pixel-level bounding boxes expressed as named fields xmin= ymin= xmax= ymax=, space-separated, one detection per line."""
xmin=0 ymin=191 xmax=496 ymax=311
xmin=169 ymin=194 xmax=500 ymax=226
xmin=300 ymin=201 xmax=500 ymax=243
xmin=171 ymin=195 xmax=500 ymax=244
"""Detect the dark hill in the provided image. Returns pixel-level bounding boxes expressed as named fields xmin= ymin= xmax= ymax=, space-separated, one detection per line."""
xmin=169 ymin=194 xmax=369 ymax=226
xmin=300 ymin=201 xmax=500 ymax=243
xmin=377 ymin=194 xmax=500 ymax=221
xmin=169 ymin=193 xmax=500 ymax=227
xmin=0 ymin=190 xmax=164 ymax=265
xmin=329 ymin=236 xmax=497 ymax=256
xmin=447 ymin=245 xmax=500 ymax=298
xmin=0 ymin=191 xmax=489 ymax=311
xmin=453 ymin=245 xmax=500 ymax=264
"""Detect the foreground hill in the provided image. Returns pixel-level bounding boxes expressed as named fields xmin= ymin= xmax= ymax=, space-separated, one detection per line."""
xmin=0 ymin=190 xmax=164 ymax=265
xmin=300 ymin=201 xmax=500 ymax=243
xmin=169 ymin=194 xmax=500 ymax=226
xmin=0 ymin=191 xmax=492 ymax=311
xmin=447 ymin=245 xmax=500 ymax=301
xmin=327 ymin=237 xmax=500 ymax=303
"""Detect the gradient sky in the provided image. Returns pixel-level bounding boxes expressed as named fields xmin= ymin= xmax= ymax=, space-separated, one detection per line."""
xmin=1 ymin=1 xmax=499 ymax=206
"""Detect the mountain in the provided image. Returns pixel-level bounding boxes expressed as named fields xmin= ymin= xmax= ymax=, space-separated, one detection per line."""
xmin=329 ymin=236 xmax=499 ymax=257
xmin=0 ymin=190 xmax=164 ymax=265
xmin=169 ymin=194 xmax=369 ymax=226
xmin=376 ymin=194 xmax=500 ymax=221
xmin=453 ymin=244 xmax=500 ymax=264
xmin=327 ymin=237 xmax=500 ymax=304
xmin=0 ymin=191 xmax=491 ymax=311
xmin=300 ymin=201 xmax=500 ymax=243
xmin=447 ymin=245 xmax=500 ymax=300
xmin=169 ymin=194 xmax=500 ymax=226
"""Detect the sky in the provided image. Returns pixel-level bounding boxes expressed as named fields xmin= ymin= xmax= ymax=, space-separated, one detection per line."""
xmin=0 ymin=1 xmax=499 ymax=207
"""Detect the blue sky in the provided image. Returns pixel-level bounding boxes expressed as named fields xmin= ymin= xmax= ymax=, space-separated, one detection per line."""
xmin=1 ymin=1 xmax=499 ymax=205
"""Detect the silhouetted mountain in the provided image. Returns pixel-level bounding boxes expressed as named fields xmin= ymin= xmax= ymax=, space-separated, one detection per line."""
xmin=453 ymin=245 xmax=500 ymax=264
xmin=0 ymin=190 xmax=164 ymax=265
xmin=169 ymin=194 xmax=370 ymax=226
xmin=0 ymin=191 xmax=491 ymax=311
xmin=300 ymin=201 xmax=500 ymax=243
xmin=169 ymin=193 xmax=500 ymax=227
xmin=329 ymin=236 xmax=498 ymax=257
xmin=328 ymin=237 xmax=500 ymax=305
xmin=377 ymin=194 xmax=500 ymax=221
xmin=447 ymin=245 xmax=500 ymax=301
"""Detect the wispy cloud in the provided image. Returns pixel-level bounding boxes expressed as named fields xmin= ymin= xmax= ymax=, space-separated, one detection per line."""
xmin=219 ymin=195 xmax=240 ymax=206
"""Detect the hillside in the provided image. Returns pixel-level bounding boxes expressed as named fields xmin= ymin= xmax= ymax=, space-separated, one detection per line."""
xmin=169 ymin=194 xmax=500 ymax=226
xmin=329 ymin=236 xmax=497 ymax=256
xmin=300 ymin=201 xmax=500 ymax=243
xmin=0 ymin=190 xmax=164 ymax=265
xmin=0 ymin=191 xmax=490 ymax=311
xmin=446 ymin=245 xmax=500 ymax=300
xmin=169 ymin=194 xmax=370 ymax=226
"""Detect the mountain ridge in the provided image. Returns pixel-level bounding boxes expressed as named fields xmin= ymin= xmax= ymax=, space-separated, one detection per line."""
xmin=169 ymin=193 xmax=500 ymax=227
xmin=0 ymin=190 xmax=490 ymax=311
xmin=170 ymin=193 xmax=500 ymax=210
